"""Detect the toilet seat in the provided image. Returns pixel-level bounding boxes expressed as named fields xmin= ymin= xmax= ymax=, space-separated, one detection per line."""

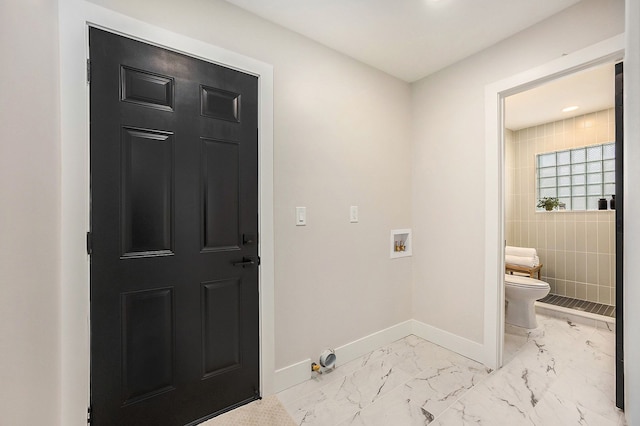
xmin=505 ymin=274 xmax=549 ymax=289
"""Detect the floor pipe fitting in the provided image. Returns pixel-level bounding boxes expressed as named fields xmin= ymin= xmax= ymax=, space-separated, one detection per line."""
xmin=319 ymin=349 xmax=336 ymax=369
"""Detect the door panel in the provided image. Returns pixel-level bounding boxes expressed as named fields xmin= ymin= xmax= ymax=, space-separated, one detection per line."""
xmin=202 ymin=279 xmax=242 ymax=377
xmin=202 ymin=138 xmax=241 ymax=250
xmin=121 ymin=127 xmax=174 ymax=256
xmin=201 ymin=86 xmax=241 ymax=122
xmin=121 ymin=66 xmax=175 ymax=111
xmin=90 ymin=28 xmax=259 ymax=426
xmin=121 ymin=287 xmax=175 ymax=405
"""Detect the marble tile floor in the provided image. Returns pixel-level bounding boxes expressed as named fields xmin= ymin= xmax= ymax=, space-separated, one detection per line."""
xmin=277 ymin=314 xmax=625 ymax=425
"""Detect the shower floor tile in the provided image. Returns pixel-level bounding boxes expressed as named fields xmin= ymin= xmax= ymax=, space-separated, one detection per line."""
xmin=538 ymin=293 xmax=615 ymax=318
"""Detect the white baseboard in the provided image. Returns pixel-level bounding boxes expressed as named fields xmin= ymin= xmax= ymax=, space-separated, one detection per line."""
xmin=272 ymin=320 xmax=413 ymax=393
xmin=411 ymin=319 xmax=484 ymax=364
xmin=273 ymin=358 xmax=311 ymax=394
xmin=334 ymin=320 xmax=413 ymax=367
xmin=273 ymin=319 xmax=486 ymax=393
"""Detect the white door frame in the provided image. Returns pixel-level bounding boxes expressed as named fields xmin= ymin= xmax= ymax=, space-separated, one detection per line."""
xmin=58 ymin=1 xmax=275 ymax=423
xmin=483 ymin=34 xmax=624 ymax=369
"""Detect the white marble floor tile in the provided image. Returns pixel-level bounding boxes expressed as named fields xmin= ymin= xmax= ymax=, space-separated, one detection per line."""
xmin=504 ymin=331 xmax=528 ymax=364
xmin=571 ymin=327 xmax=616 ymax=375
xmin=278 ymin=367 xmax=349 ymax=407
xmin=278 ymin=337 xmax=410 ymax=407
xmin=596 ymin=319 xmax=615 ymax=333
xmin=529 ymin=389 xmax=619 ymax=426
xmin=475 ymin=366 xmax=551 ymax=416
xmin=402 ymin=360 xmax=490 ymax=416
xmin=283 ymin=355 xmax=414 ymax=425
xmin=279 ymin=314 xmax=625 ymax=426
xmin=346 ymin=359 xmax=490 ymax=425
xmin=548 ymin=365 xmax=618 ymax=423
xmin=428 ymin=389 xmax=538 ymax=425
xmin=508 ymin=339 xmax=564 ymax=381
xmin=337 ymin=390 xmax=432 ymax=426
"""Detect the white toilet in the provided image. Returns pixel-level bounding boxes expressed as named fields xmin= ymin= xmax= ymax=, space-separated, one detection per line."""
xmin=504 ymin=274 xmax=550 ymax=329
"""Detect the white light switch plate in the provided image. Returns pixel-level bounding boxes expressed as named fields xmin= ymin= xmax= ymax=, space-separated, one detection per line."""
xmin=350 ymin=206 xmax=359 ymax=223
xmin=296 ymin=207 xmax=306 ymax=226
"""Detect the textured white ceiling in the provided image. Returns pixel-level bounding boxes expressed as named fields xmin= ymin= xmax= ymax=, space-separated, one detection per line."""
xmin=223 ymin=0 xmax=581 ymax=82
xmin=505 ymin=63 xmax=615 ymax=131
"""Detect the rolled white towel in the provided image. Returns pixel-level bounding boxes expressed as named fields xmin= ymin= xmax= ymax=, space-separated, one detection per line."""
xmin=505 ymin=254 xmax=540 ymax=268
xmin=505 ymin=245 xmax=537 ymax=258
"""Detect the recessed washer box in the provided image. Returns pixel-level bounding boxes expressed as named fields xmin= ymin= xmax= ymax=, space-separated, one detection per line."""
xmin=390 ymin=229 xmax=412 ymax=259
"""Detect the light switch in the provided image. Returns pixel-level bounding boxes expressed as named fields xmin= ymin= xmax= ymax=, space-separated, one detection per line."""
xmin=350 ymin=206 xmax=359 ymax=223
xmin=296 ymin=207 xmax=306 ymax=226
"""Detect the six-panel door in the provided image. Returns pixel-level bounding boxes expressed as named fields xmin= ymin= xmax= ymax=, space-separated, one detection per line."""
xmin=89 ymin=28 xmax=259 ymax=426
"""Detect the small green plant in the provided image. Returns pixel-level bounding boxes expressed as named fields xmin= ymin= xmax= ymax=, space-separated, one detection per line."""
xmin=537 ymin=197 xmax=560 ymax=211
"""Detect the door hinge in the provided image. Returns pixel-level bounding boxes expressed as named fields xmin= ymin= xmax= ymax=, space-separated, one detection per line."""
xmin=87 ymin=405 xmax=92 ymax=424
xmin=86 ymin=231 xmax=93 ymax=255
xmin=86 ymin=59 xmax=91 ymax=84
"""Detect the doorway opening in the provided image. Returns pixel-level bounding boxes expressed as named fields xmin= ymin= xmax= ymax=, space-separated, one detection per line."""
xmin=503 ymin=62 xmax=618 ymax=322
xmin=498 ymin=58 xmax=625 ymax=411
xmin=482 ymin=34 xmax=623 ymax=371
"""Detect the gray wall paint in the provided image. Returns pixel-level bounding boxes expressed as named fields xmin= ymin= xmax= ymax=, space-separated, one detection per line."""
xmin=0 ymin=0 xmax=61 ymax=424
xmin=411 ymin=0 xmax=624 ymax=343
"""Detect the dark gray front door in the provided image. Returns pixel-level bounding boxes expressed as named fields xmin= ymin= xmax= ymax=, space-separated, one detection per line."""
xmin=89 ymin=27 xmax=260 ymax=425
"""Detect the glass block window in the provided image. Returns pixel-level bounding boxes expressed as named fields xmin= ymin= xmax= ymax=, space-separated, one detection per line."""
xmin=536 ymin=142 xmax=615 ymax=211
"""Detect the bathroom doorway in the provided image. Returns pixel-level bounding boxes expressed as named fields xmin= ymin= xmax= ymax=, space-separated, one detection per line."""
xmin=504 ymin=62 xmax=617 ymax=317
xmin=502 ymin=60 xmax=624 ymax=409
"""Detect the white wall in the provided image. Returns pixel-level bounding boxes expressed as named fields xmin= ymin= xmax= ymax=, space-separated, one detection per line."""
xmin=411 ymin=0 xmax=625 ymax=343
xmin=0 ymin=0 xmax=61 ymax=424
xmin=624 ymin=0 xmax=639 ymax=421
xmin=83 ymin=0 xmax=414 ymax=370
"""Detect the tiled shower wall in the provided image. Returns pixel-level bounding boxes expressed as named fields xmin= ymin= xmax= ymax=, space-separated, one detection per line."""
xmin=505 ymin=109 xmax=616 ymax=305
